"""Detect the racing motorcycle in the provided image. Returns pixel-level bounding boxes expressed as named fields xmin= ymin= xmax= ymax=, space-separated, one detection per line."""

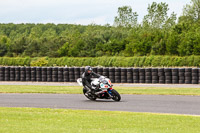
xmin=77 ymin=76 xmax=121 ymax=101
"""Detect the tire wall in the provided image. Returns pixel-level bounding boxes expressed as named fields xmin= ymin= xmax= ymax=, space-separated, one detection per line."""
xmin=0 ymin=67 xmax=199 ymax=84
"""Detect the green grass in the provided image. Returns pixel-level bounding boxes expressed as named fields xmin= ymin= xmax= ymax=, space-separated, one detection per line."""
xmin=0 ymin=85 xmax=200 ymax=95
xmin=0 ymin=85 xmax=82 ymax=94
xmin=0 ymin=107 xmax=200 ymax=133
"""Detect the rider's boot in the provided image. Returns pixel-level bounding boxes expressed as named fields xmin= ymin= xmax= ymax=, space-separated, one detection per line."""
xmin=85 ymin=86 xmax=98 ymax=96
xmin=85 ymin=90 xmax=91 ymax=96
xmin=85 ymin=88 xmax=96 ymax=96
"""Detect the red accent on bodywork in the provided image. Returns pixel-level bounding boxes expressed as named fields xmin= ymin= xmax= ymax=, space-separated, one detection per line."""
xmin=109 ymin=88 xmax=113 ymax=90
xmin=108 ymin=80 xmax=112 ymax=85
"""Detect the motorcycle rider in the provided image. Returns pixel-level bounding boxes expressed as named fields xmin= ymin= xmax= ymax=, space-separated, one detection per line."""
xmin=82 ymin=66 xmax=101 ymax=95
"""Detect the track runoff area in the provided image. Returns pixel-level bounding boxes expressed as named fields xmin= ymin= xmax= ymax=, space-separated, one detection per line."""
xmin=0 ymin=82 xmax=200 ymax=132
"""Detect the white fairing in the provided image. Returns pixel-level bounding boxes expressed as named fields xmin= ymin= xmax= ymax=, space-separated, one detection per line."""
xmin=91 ymin=78 xmax=99 ymax=86
xmin=77 ymin=77 xmax=112 ymax=90
xmin=92 ymin=77 xmax=112 ymax=90
xmin=77 ymin=78 xmax=83 ymax=86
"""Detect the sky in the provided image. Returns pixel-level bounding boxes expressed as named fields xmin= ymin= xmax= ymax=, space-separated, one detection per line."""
xmin=0 ymin=0 xmax=191 ymax=25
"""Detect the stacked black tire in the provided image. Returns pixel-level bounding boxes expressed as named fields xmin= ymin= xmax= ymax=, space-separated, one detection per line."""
xmin=158 ymin=68 xmax=165 ymax=84
xmin=199 ymin=68 xmax=200 ymax=84
xmin=109 ymin=68 xmax=115 ymax=83
xmin=152 ymin=68 xmax=158 ymax=84
xmin=103 ymin=68 xmax=109 ymax=78
xmin=36 ymin=67 xmax=41 ymax=82
xmin=15 ymin=67 xmax=20 ymax=81
xmin=0 ymin=67 xmax=5 ymax=81
xmin=139 ymin=68 xmax=145 ymax=83
xmin=133 ymin=68 xmax=139 ymax=83
xmin=121 ymin=68 xmax=127 ymax=83
xmin=145 ymin=68 xmax=152 ymax=83
xmin=0 ymin=66 xmax=200 ymax=84
xmin=69 ymin=67 xmax=75 ymax=82
xmin=97 ymin=67 xmax=103 ymax=76
xmin=115 ymin=68 xmax=121 ymax=83
xmin=93 ymin=67 xmax=97 ymax=73
xmin=192 ymin=68 xmax=198 ymax=84
xmin=5 ymin=67 xmax=10 ymax=81
xmin=164 ymin=68 xmax=172 ymax=84
xmin=179 ymin=68 xmax=185 ymax=84
xmin=64 ymin=67 xmax=69 ymax=82
xmin=47 ymin=67 xmax=52 ymax=82
xmin=185 ymin=68 xmax=192 ymax=84
xmin=172 ymin=68 xmax=179 ymax=84
xmin=58 ymin=67 xmax=64 ymax=82
xmin=42 ymin=67 xmax=47 ymax=82
xmin=52 ymin=67 xmax=58 ymax=82
xmin=74 ymin=67 xmax=80 ymax=81
xmin=127 ymin=68 xmax=133 ymax=83
xmin=31 ymin=67 xmax=36 ymax=81
xmin=20 ymin=67 xmax=26 ymax=81
xmin=10 ymin=67 xmax=15 ymax=81
xmin=26 ymin=67 xmax=31 ymax=81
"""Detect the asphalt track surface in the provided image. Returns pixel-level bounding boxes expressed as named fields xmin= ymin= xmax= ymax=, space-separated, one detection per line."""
xmin=1 ymin=93 xmax=200 ymax=115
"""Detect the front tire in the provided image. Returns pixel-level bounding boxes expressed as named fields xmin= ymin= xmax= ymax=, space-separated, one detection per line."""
xmin=111 ymin=89 xmax=121 ymax=101
xmin=83 ymin=88 xmax=96 ymax=101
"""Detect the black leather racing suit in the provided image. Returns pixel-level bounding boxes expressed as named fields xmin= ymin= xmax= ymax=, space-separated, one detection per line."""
xmin=81 ymin=71 xmax=101 ymax=90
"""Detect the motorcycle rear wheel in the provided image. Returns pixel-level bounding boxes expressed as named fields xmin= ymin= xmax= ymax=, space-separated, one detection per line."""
xmin=111 ymin=89 xmax=121 ymax=101
xmin=83 ymin=88 xmax=96 ymax=101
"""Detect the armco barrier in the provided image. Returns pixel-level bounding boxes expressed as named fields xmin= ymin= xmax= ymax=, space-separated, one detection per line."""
xmin=0 ymin=66 xmax=199 ymax=84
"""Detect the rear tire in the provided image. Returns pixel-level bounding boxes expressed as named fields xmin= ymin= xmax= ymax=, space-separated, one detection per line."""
xmin=83 ymin=88 xmax=96 ymax=101
xmin=111 ymin=89 xmax=121 ymax=101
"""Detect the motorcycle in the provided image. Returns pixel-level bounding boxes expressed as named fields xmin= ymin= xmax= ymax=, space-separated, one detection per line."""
xmin=77 ymin=76 xmax=121 ymax=101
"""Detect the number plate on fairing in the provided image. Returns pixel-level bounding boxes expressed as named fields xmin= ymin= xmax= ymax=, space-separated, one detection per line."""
xmin=100 ymin=83 xmax=108 ymax=88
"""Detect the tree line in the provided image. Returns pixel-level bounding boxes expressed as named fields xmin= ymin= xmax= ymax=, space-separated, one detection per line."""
xmin=0 ymin=0 xmax=200 ymax=57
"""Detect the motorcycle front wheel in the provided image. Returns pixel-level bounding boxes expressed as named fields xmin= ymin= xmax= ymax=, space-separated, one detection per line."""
xmin=83 ymin=88 xmax=96 ymax=101
xmin=111 ymin=89 xmax=121 ymax=101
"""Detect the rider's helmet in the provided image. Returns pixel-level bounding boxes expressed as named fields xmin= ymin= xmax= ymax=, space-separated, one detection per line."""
xmin=85 ymin=66 xmax=93 ymax=75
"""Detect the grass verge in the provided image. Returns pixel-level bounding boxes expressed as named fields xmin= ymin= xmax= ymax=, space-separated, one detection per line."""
xmin=0 ymin=85 xmax=200 ymax=95
xmin=0 ymin=107 xmax=200 ymax=133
